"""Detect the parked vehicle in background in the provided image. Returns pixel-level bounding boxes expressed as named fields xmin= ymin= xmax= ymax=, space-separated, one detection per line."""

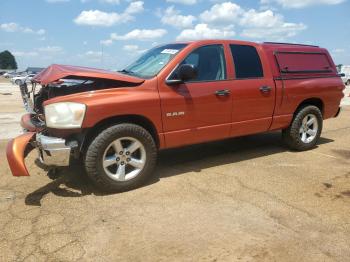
xmin=7 ymin=40 xmax=344 ymax=192
xmin=340 ymin=65 xmax=350 ymax=85
xmin=3 ymin=72 xmax=17 ymax=78
xmin=11 ymin=74 xmax=36 ymax=85
xmin=25 ymin=67 xmax=45 ymax=75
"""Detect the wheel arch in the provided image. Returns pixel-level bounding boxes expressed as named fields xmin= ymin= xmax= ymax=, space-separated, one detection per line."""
xmin=82 ymin=114 xmax=160 ymax=152
xmin=295 ymin=97 xmax=324 ymax=116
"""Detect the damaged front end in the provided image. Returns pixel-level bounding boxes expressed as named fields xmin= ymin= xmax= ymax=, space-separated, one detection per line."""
xmin=7 ymin=64 xmax=144 ymax=177
xmin=6 ymin=82 xmax=79 ymax=176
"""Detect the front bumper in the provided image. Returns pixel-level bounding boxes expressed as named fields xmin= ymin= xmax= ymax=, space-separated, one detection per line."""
xmin=6 ymin=132 xmax=76 ymax=177
xmin=36 ymin=134 xmax=73 ymax=167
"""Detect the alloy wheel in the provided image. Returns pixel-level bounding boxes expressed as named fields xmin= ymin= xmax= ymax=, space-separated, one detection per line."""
xmin=102 ymin=137 xmax=146 ymax=181
xmin=299 ymin=114 xmax=318 ymax=143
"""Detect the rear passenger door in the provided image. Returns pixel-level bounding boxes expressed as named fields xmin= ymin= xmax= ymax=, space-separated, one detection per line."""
xmin=228 ymin=44 xmax=276 ymax=137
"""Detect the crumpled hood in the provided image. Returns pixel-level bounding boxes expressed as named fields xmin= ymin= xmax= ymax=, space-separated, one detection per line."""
xmin=33 ymin=64 xmax=144 ymax=85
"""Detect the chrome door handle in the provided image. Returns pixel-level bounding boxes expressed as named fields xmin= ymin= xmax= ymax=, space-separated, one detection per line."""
xmin=260 ymin=86 xmax=271 ymax=93
xmin=215 ymin=89 xmax=230 ymax=96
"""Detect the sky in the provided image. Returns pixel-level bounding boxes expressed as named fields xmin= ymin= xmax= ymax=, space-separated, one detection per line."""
xmin=0 ymin=0 xmax=349 ymax=70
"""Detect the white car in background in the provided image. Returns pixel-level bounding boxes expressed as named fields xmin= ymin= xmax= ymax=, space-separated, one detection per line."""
xmin=340 ymin=65 xmax=350 ymax=85
xmin=11 ymin=74 xmax=36 ymax=85
xmin=342 ymin=76 xmax=350 ymax=86
xmin=3 ymin=72 xmax=17 ymax=78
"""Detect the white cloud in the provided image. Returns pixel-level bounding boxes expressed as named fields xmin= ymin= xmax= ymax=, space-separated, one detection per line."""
xmin=85 ymin=50 xmax=103 ymax=57
xmin=241 ymin=23 xmax=306 ymax=40
xmin=166 ymin=0 xmax=197 ymax=5
xmin=161 ymin=6 xmax=196 ymax=28
xmin=123 ymin=45 xmax=140 ymax=52
xmin=193 ymin=2 xmax=307 ymax=40
xmin=100 ymin=39 xmax=113 ymax=46
xmin=79 ymin=50 xmax=104 ymax=62
xmin=0 ymin=22 xmax=19 ymax=32
xmin=240 ymin=9 xmax=282 ymax=28
xmin=36 ymin=29 xmax=46 ymax=35
xmin=332 ymin=48 xmax=345 ymax=53
xmin=176 ymin=23 xmax=235 ymax=41
xmin=123 ymin=44 xmax=146 ymax=54
xmin=0 ymin=22 xmax=45 ymax=35
xmin=74 ymin=10 xmax=126 ymax=26
xmin=260 ymin=0 xmax=345 ymax=8
xmin=37 ymin=46 xmax=63 ymax=53
xmin=74 ymin=1 xmax=144 ymax=26
xmin=12 ymin=46 xmax=63 ymax=61
xmin=200 ymin=2 xmax=243 ymax=24
xmin=239 ymin=9 xmax=306 ymax=40
xmin=12 ymin=51 xmax=39 ymax=57
xmin=110 ymin=28 xmax=167 ymax=41
xmin=124 ymin=1 xmax=144 ymax=14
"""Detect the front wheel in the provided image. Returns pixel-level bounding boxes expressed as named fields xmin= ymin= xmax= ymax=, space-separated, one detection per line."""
xmin=15 ymin=79 xmax=22 ymax=85
xmin=85 ymin=123 xmax=157 ymax=192
xmin=282 ymin=105 xmax=323 ymax=151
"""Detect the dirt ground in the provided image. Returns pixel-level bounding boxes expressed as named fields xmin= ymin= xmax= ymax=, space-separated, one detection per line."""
xmin=0 ymin=79 xmax=25 ymax=139
xmin=0 ymin=78 xmax=350 ymax=261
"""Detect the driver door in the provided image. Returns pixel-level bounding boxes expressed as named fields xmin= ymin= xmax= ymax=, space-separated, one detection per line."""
xmin=158 ymin=44 xmax=233 ymax=148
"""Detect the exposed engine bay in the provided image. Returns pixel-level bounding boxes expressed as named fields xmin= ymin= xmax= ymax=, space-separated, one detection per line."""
xmin=18 ymin=64 xmax=145 ymax=130
xmin=18 ymin=77 xmax=140 ymax=131
xmin=31 ymin=77 xmax=137 ymax=113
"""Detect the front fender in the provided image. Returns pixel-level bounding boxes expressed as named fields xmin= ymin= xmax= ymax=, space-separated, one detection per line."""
xmin=6 ymin=132 xmax=35 ymax=176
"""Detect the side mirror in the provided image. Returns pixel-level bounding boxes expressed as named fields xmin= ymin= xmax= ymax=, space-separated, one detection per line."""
xmin=166 ymin=64 xmax=197 ymax=85
xmin=178 ymin=64 xmax=197 ymax=81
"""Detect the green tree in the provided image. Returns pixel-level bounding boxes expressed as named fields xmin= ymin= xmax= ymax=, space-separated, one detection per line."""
xmin=0 ymin=50 xmax=18 ymax=69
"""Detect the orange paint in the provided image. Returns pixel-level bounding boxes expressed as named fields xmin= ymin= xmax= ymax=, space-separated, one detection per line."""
xmin=6 ymin=132 xmax=35 ymax=176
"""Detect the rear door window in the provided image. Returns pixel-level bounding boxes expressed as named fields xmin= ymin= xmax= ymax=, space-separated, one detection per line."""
xmin=230 ymin=45 xmax=263 ymax=79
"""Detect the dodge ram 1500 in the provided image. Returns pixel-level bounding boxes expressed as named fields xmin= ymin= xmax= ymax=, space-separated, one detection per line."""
xmin=7 ymin=40 xmax=345 ymax=192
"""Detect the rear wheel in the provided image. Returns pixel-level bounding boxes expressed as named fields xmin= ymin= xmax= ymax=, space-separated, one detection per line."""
xmin=282 ymin=105 xmax=323 ymax=151
xmin=15 ymin=79 xmax=22 ymax=85
xmin=85 ymin=123 xmax=157 ymax=192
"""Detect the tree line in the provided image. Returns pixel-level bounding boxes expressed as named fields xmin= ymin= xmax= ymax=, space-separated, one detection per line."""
xmin=0 ymin=50 xmax=17 ymax=70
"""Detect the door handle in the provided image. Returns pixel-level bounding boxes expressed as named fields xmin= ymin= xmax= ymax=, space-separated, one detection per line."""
xmin=260 ymin=86 xmax=271 ymax=93
xmin=215 ymin=89 xmax=230 ymax=96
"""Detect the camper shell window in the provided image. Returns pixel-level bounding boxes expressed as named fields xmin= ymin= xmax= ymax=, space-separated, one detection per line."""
xmin=275 ymin=52 xmax=334 ymax=74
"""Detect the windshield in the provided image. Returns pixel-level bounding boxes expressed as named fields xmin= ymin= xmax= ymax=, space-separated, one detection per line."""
xmin=121 ymin=43 xmax=187 ymax=78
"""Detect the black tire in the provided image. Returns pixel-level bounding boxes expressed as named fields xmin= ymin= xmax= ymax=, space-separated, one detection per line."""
xmin=15 ymin=79 xmax=21 ymax=85
xmin=282 ymin=105 xmax=323 ymax=151
xmin=85 ymin=123 xmax=157 ymax=192
xmin=346 ymin=79 xmax=350 ymax=86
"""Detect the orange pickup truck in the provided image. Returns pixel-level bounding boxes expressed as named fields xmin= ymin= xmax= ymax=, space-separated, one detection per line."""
xmin=7 ymin=40 xmax=344 ymax=192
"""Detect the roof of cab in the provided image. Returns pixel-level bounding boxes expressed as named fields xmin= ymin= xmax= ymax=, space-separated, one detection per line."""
xmin=174 ymin=39 xmax=320 ymax=49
